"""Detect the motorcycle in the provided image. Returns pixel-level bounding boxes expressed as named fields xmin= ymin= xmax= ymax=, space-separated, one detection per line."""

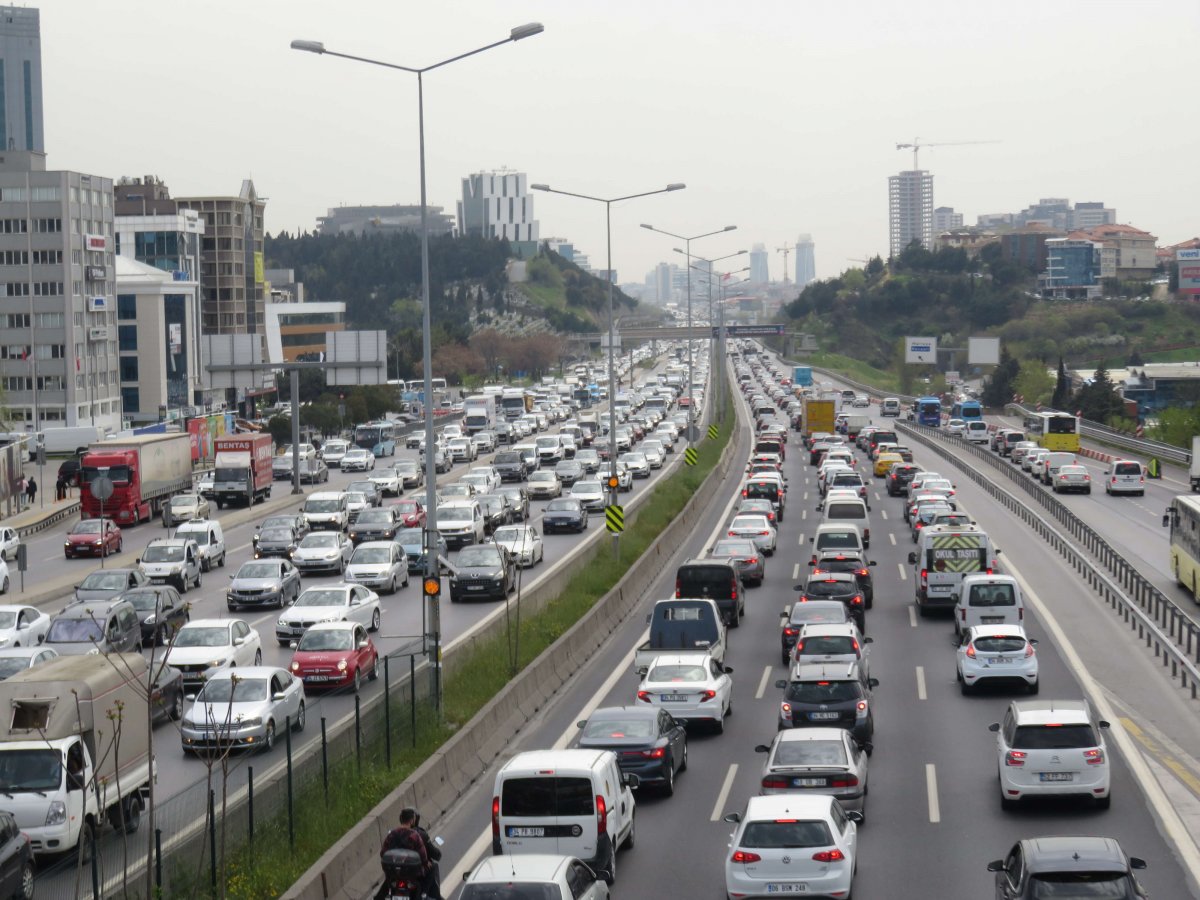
xmin=380 ymin=835 xmax=444 ymax=900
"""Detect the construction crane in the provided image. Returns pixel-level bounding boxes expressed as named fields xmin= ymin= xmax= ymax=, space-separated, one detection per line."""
xmin=896 ymin=137 xmax=1000 ymax=170
xmin=776 ymin=244 xmax=792 ymax=282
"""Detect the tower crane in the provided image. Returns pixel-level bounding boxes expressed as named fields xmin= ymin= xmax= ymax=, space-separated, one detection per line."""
xmin=776 ymin=244 xmax=792 ymax=282
xmin=895 ymin=137 xmax=1000 ymax=170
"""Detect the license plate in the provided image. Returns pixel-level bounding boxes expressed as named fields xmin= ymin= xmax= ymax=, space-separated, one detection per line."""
xmin=766 ymin=884 xmax=808 ymax=893
xmin=794 ymin=778 xmax=826 ymax=787
xmin=987 ymin=657 xmax=1011 ymax=664
xmin=981 ymin=616 xmax=1005 ymax=624
xmin=809 ymin=712 xmax=839 ymax=720
xmin=1039 ymin=772 xmax=1074 ymax=782
xmin=466 ymin=585 xmax=485 ymax=591
xmin=305 ymin=675 xmax=331 ymax=682
xmin=507 ymin=826 xmax=544 ymax=837
xmin=660 ymin=694 xmax=687 ymax=703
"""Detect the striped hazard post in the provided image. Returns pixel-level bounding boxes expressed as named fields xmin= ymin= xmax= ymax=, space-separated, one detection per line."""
xmin=684 ymin=447 xmax=698 ymax=466
xmin=605 ymin=504 xmax=624 ymax=534
xmin=708 ymin=424 xmax=719 ymax=441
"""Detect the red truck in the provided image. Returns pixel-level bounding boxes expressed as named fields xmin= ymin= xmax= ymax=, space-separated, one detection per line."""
xmin=80 ymin=434 xmax=193 ymax=525
xmin=212 ymin=433 xmax=274 ymax=508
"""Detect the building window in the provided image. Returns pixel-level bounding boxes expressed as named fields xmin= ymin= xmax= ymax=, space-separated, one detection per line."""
xmin=32 ymin=218 xmax=61 ymax=233
xmin=119 ymin=356 xmax=139 ymax=381
xmin=117 ymin=294 xmax=137 ymax=320
xmin=31 ymin=250 xmax=60 ymax=265
xmin=118 ymin=325 xmax=137 ymax=352
xmin=121 ymin=387 xmax=139 ymax=412
xmin=30 ymin=186 xmax=59 ymax=202
xmin=0 ymin=219 xmax=27 ymax=233
xmin=34 ymin=312 xmax=62 ymax=328
xmin=22 ymin=60 xmax=33 ymax=150
xmin=4 ymin=314 xmax=28 ymax=329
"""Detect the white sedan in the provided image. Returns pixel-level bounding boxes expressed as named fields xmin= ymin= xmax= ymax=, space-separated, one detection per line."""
xmin=468 ymin=466 xmax=502 ymax=494
xmin=275 ymin=584 xmax=381 ymax=645
xmin=727 ymin=514 xmax=778 ymax=555
xmin=491 ymin=524 xmax=544 ymax=568
xmin=0 ymin=605 xmax=50 ymax=647
xmin=640 ymin=441 xmax=666 ymax=469
xmin=946 ymin=418 xmax=967 ymax=436
xmin=568 ymin=479 xmax=606 ymax=513
xmin=340 ymin=448 xmax=376 ymax=472
xmin=291 ymin=532 xmax=354 ymax=575
xmin=957 ymin=624 xmax=1039 ymax=695
xmin=165 ymin=618 xmax=263 ymax=690
xmin=367 ymin=467 xmax=401 ymax=497
xmin=636 ymin=651 xmax=733 ymax=730
xmin=1 ymin=526 xmax=22 ymax=561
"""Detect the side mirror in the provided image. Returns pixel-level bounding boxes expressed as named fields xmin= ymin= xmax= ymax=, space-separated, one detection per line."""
xmin=868 ymin=561 xmax=877 ymax=567
xmin=774 ymin=679 xmax=787 ymax=689
xmin=273 ymin=692 xmax=287 ymax=701
xmin=135 ymin=558 xmax=141 ymax=565
xmin=622 ymin=772 xmax=640 ymax=788
xmin=986 ymin=860 xmax=1005 ymax=873
xmin=576 ymin=720 xmax=587 ymax=729
xmin=723 ymin=666 xmax=734 ymax=674
xmin=1130 ymin=857 xmax=1147 ymax=870
xmin=1163 ymin=512 xmax=1171 ymax=528
xmin=867 ymin=678 xmax=879 ymax=689
xmin=1098 ymin=720 xmax=1111 ymax=729
xmin=289 ymin=640 xmax=299 ymax=649
xmin=185 ymin=693 xmax=197 ymax=702
xmin=754 ymin=744 xmax=770 ymax=753
xmin=1029 ymin=638 xmax=1039 ymax=646
xmin=988 ymin=722 xmax=1000 ymax=733
xmin=846 ymin=810 xmax=864 ymax=824
xmin=723 ymin=812 xmax=741 ymax=824
xmin=863 ymin=637 xmax=874 ymax=644
xmin=859 ymin=742 xmax=874 ymax=755
xmin=907 ymin=552 xmax=917 ymax=565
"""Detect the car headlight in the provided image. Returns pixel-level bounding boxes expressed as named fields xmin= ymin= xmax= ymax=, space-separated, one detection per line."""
xmin=290 ymin=661 xmax=300 ymax=671
xmin=349 ymin=533 xmax=358 ymax=540
xmin=145 ymin=614 xmax=157 ymax=624
xmin=277 ymin=619 xmax=288 ymax=628
xmin=337 ymin=659 xmax=348 ymax=671
xmin=45 ymin=801 xmax=66 ymax=826
xmin=238 ymin=717 xmax=262 ymax=729
xmin=210 ymin=658 xmax=227 ymax=667
xmin=326 ymin=551 xmax=340 ymax=560
xmin=228 ymin=592 xmax=236 ymax=601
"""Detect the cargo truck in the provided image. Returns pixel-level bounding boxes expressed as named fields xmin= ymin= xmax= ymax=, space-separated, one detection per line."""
xmin=462 ymin=395 xmax=498 ymax=435
xmin=80 ymin=433 xmax=192 ymax=526
xmin=792 ymin=366 xmax=813 ymax=388
xmin=0 ymin=653 xmax=154 ymax=856
xmin=212 ymin=433 xmax=274 ymax=508
xmin=500 ymin=388 xmax=532 ymax=421
xmin=801 ymin=398 xmax=836 ymax=438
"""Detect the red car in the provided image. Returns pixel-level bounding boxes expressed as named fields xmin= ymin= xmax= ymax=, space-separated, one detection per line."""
xmin=289 ymin=621 xmax=379 ymax=691
xmin=64 ymin=518 xmax=122 ymax=558
xmin=392 ymin=499 xmax=426 ymax=528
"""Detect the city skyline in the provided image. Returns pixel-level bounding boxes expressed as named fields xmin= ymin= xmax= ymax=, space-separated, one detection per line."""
xmin=36 ymin=0 xmax=1199 ymax=289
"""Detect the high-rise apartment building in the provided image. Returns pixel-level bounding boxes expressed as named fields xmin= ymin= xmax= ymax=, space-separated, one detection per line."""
xmin=888 ymin=170 xmax=934 ymax=256
xmin=795 ymin=235 xmax=815 ymax=287
xmin=0 ymin=6 xmax=43 ymax=153
xmin=0 ymin=151 xmax=119 ymax=433
xmin=933 ymin=206 xmax=963 ymax=234
xmin=458 ymin=170 xmax=539 ymax=242
xmin=748 ymin=243 xmax=769 ymax=283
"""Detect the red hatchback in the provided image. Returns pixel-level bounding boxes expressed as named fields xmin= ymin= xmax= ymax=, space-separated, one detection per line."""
xmin=64 ymin=518 xmax=122 ymax=558
xmin=289 ymin=621 xmax=379 ymax=692
xmin=392 ymin=499 xmax=426 ymax=528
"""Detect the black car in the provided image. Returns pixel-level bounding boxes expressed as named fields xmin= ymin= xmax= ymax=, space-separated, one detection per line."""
xmin=349 ymin=507 xmax=400 ymax=544
xmin=117 ymin=585 xmax=189 ymax=646
xmin=774 ymin=661 xmax=878 ymax=746
xmin=988 ymin=836 xmax=1148 ymax=899
xmin=150 ymin=666 xmax=186 ymax=723
xmin=254 ymin=514 xmax=308 ymax=549
xmin=0 ymin=810 xmax=33 ymax=899
xmin=811 ymin=553 xmax=876 ymax=608
xmin=796 ymin=573 xmax=866 ymax=632
xmin=255 ymin=526 xmax=300 ymax=559
xmin=886 ymin=463 xmax=922 ymax=497
xmin=493 ymin=451 xmax=529 ymax=482
xmin=576 ymin=706 xmax=687 ymax=795
xmin=543 ymin=498 xmax=588 ymax=533
xmin=498 ymin=486 xmax=530 ymax=522
xmin=476 ymin=494 xmax=510 ymax=535
xmin=448 ymin=544 xmax=516 ymax=602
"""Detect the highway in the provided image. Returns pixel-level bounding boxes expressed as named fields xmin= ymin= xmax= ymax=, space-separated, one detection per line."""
xmin=396 ymin=353 xmax=1200 ymax=899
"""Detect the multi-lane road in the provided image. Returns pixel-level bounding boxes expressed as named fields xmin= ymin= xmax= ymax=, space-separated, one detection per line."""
xmin=400 ymin=354 xmax=1200 ymax=899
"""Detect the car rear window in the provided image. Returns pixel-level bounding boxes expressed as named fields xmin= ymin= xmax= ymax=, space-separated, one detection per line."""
xmin=461 ymin=885 xmax=560 ymax=900
xmin=800 ymin=636 xmax=857 ymax=655
xmin=1113 ymin=462 xmax=1141 ymax=475
xmin=1004 ymin=432 xmax=1025 ymax=444
xmin=804 ymin=580 xmax=855 ymax=599
xmin=501 ymin=776 xmax=593 ymax=817
xmin=1027 ymin=874 xmax=1131 ymax=897
xmin=973 ymin=636 xmax=1026 ymax=654
xmin=789 ymin=605 xmax=849 ymax=627
xmin=815 ymin=532 xmax=859 ymax=550
xmin=678 ymin=566 xmax=736 ymax=598
xmin=774 ymin=739 xmax=847 ymax=767
xmin=825 ymin=504 xmax=865 ymax=520
xmin=968 ymin=585 xmax=1016 ymax=607
xmin=1012 ymin=724 xmax=1097 ymax=749
xmin=741 ymin=820 xmax=833 ymax=849
xmin=786 ymin=679 xmax=862 ymax=703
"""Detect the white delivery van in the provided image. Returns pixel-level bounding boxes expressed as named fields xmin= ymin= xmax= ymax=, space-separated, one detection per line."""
xmin=173 ymin=519 xmax=226 ymax=571
xmin=820 ymin=497 xmax=871 ymax=548
xmin=492 ymin=749 xmax=637 ymax=884
xmin=953 ymin=574 xmax=1024 ymax=638
xmin=907 ymin=524 xmax=1000 ymax=616
xmin=881 ymin=398 xmax=901 ymax=417
xmin=301 ymin=491 xmax=349 ymax=531
xmin=1040 ymin=451 xmax=1078 ymax=485
xmin=965 ymin=420 xmax=991 ymax=443
xmin=808 ymin=523 xmax=865 ymax=563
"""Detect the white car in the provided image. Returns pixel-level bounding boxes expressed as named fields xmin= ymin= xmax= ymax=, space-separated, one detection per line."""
xmin=1052 ymin=464 xmax=1092 ymax=494
xmin=0 ymin=605 xmax=50 ymax=647
xmin=946 ymin=418 xmax=967 ymax=436
xmin=491 ymin=524 xmax=545 ymax=568
xmin=791 ymin=622 xmax=871 ymax=677
xmin=958 ymin=624 xmax=1039 ymax=695
xmin=0 ymin=558 xmax=8 ymax=594
xmin=727 ymin=514 xmax=777 ymax=555
xmin=276 ymin=583 xmax=381 ymax=645
xmin=165 ymin=618 xmax=263 ymax=689
xmin=344 ymin=541 xmax=409 ymax=594
xmin=344 ymin=491 xmax=371 ymax=524
xmin=366 ymin=467 xmax=401 ymax=497
xmin=528 ymin=471 xmax=562 ymax=499
xmin=640 ymin=440 xmax=666 ymax=469
xmin=724 ymin=795 xmax=859 ymax=900
xmin=618 ymin=452 xmax=650 ymax=479
xmin=569 ymin=479 xmax=606 ymax=513
xmin=448 ymin=438 xmax=477 ymax=463
xmin=636 ymin=652 xmax=732 ymax=729
xmin=291 ymin=532 xmax=354 ymax=575
xmin=180 ymin=666 xmax=304 ymax=754
xmin=464 ymin=855 xmax=608 ymax=900
xmin=468 ymin=466 xmax=502 ymax=494
xmin=320 ymin=439 xmax=350 ymax=467
xmin=340 ymin=447 xmax=376 ymax=473
xmin=989 ymin=698 xmax=1111 ymax=809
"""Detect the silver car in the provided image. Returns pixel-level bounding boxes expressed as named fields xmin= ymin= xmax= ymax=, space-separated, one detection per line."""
xmin=227 ymin=558 xmax=301 ymax=611
xmin=726 ymin=514 xmax=777 ymax=556
xmin=180 ymin=666 xmax=305 ymax=754
xmin=754 ymin=727 xmax=869 ymax=814
xmin=164 ymin=492 xmax=210 ymax=527
xmin=291 ymin=532 xmax=353 ymax=575
xmin=344 ymin=541 xmax=408 ymax=594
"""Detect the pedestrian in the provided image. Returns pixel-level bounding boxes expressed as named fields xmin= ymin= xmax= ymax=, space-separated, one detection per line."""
xmin=56 ymin=475 xmax=66 ymax=501
xmin=26 ymin=476 xmax=36 ymax=507
xmin=16 ymin=476 xmax=25 ymax=510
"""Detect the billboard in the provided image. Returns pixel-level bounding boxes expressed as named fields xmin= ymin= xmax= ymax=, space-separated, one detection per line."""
xmin=905 ymin=336 xmax=937 ymax=364
xmin=968 ymin=337 xmax=1001 ymax=366
xmin=1179 ymin=248 xmax=1200 ymax=298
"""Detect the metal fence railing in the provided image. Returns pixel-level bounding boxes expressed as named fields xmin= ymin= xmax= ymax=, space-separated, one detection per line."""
xmin=898 ymin=421 xmax=1200 ymax=700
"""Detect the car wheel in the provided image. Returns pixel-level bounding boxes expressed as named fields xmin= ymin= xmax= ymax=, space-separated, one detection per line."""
xmin=622 ymin=812 xmax=635 ymax=850
xmin=253 ymin=649 xmax=262 ymax=665
xmin=294 ymin=701 xmax=305 ymax=731
xmin=218 ymin=552 xmax=226 ymax=568
xmin=370 ymin=608 xmax=381 ymax=632
xmin=263 ymin=721 xmax=275 ymax=752
xmin=661 ymin=758 xmax=675 ymax=796
xmin=157 ymin=625 xmax=170 ymax=647
xmin=18 ymin=859 xmax=33 ymax=900
xmin=368 ymin=657 xmax=379 ymax=680
xmin=195 ymin=570 xmax=202 ymax=590
xmin=117 ymin=539 xmax=123 ymax=553
xmin=169 ymin=691 xmax=184 ymax=721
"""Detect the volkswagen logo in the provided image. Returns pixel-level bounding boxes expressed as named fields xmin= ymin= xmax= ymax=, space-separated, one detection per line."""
xmin=781 ymin=855 xmax=791 ymax=865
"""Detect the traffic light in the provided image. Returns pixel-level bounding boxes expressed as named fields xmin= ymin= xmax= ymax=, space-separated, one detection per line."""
xmin=606 ymin=475 xmax=620 ymax=491
xmin=423 ymin=576 xmax=441 ymax=599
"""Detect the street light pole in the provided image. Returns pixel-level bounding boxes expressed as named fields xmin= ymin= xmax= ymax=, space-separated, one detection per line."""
xmin=677 ymin=248 xmax=746 ymax=414
xmin=292 ymin=22 xmax=544 ymax=713
xmin=531 ymin=183 xmax=685 ymax=555
xmin=641 ymin=223 xmax=736 ymax=449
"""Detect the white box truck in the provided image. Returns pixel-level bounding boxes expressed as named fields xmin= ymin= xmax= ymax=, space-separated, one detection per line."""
xmin=463 ymin=395 xmax=497 ymax=435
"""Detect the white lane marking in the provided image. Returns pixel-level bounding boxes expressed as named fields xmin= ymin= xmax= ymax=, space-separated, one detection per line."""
xmin=755 ymin=665 xmax=773 ymax=700
xmin=231 ymin=541 xmax=251 ymax=554
xmin=711 ymin=763 xmax=739 ymax=822
xmin=926 ymin=764 xmax=941 ymax=823
xmin=908 ymin=606 xmax=918 ymax=628
xmin=803 ymin=492 xmax=809 ymax=502
xmin=792 ymin=563 xmax=800 ymax=581
xmin=898 ymin=564 xmax=907 ymax=580
xmin=801 ymin=509 xmax=807 ymax=520
xmin=880 ymin=510 xmax=888 ymax=520
xmin=888 ymin=533 xmax=896 ymax=546
xmin=915 ymin=666 xmax=927 ymax=700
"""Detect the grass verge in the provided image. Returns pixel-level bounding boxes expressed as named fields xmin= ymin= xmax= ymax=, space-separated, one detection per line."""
xmin=804 ymin=352 xmax=903 ymax=393
xmin=213 ymin=414 xmax=732 ymax=899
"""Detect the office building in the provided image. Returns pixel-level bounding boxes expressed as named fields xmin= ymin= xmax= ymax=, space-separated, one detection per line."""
xmin=1076 ymin=223 xmax=1158 ymax=280
xmin=1072 ymin=202 xmax=1117 ymax=230
xmin=458 ymin=170 xmax=539 ymax=242
xmin=979 ymin=199 xmax=1117 ymax=232
xmin=1041 ymin=237 xmax=1102 ymax=299
xmin=998 ymin=224 xmax=1065 ymax=272
xmin=795 ymin=234 xmax=815 ymax=287
xmin=653 ymin=262 xmax=673 ymax=304
xmin=748 ymin=243 xmax=769 ymax=283
xmin=0 ymin=6 xmax=43 ymax=153
xmin=933 ymin=206 xmax=963 ymax=233
xmin=316 ymin=203 xmax=454 ymax=237
xmin=0 ymin=151 xmax=119 ymax=433
xmin=888 ymin=170 xmax=934 ymax=256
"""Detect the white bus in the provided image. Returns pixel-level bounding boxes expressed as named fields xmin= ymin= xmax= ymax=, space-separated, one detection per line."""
xmin=1165 ymin=494 xmax=1200 ymax=602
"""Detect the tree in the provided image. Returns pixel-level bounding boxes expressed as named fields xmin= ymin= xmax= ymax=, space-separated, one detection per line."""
xmin=981 ymin=346 xmax=1020 ymax=406
xmin=436 ymin=343 xmax=486 ymax=384
xmin=267 ymin=415 xmax=291 ymax=448
xmin=1051 ymin=357 xmax=1070 ymax=408
xmin=1014 ymin=360 xmax=1055 ymax=407
xmin=1072 ymin=364 xmax=1125 ymax=422
xmin=470 ymin=328 xmax=510 ymax=378
xmin=1126 ymin=348 xmax=1145 ymax=367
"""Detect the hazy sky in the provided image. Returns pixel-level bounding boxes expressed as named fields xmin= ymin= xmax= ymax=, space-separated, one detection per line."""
xmin=40 ymin=0 xmax=1199 ymax=288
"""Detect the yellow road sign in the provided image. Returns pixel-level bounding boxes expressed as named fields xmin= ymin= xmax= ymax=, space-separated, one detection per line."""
xmin=605 ymin=505 xmax=624 ymax=533
xmin=684 ymin=447 xmax=698 ymax=466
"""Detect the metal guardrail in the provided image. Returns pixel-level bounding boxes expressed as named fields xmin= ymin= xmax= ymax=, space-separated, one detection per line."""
xmin=898 ymin=421 xmax=1200 ymax=699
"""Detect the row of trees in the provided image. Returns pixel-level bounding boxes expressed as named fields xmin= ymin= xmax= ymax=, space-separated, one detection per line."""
xmin=982 ymin=351 xmax=1126 ymax=424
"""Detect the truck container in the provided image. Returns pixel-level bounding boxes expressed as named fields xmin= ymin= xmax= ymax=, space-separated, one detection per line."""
xmin=0 ymin=653 xmax=154 ymax=855
xmin=212 ymin=433 xmax=274 ymax=508
xmin=80 ymin=433 xmax=193 ymax=526
xmin=801 ymin=398 xmax=836 ymax=438
xmin=1191 ymin=437 xmax=1200 ymax=491
xmin=36 ymin=425 xmax=111 ymax=456
xmin=840 ymin=413 xmax=871 ymax=438
xmin=792 ymin=366 xmax=813 ymax=387
xmin=462 ymin=395 xmax=497 ymax=435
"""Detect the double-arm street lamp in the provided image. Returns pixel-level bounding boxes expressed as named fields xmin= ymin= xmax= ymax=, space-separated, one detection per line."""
xmin=530 ymin=183 xmax=685 ymax=538
xmin=291 ymin=23 xmax=544 ymax=711
xmin=641 ymin=223 xmax=736 ymax=447
xmin=690 ymin=261 xmax=750 ymax=423
xmin=676 ymin=247 xmax=747 ymax=376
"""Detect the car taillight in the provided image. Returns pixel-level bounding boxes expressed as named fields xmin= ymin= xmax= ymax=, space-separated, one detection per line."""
xmin=1024 ymin=642 xmax=1035 ymax=658
xmin=747 ymin=557 xmax=758 ymax=564
xmin=783 ymin=627 xmax=798 ymax=637
xmin=830 ymin=776 xmax=859 ymax=788
xmin=675 ymin=577 xmax=681 ymax=598
xmin=850 ymin=595 xmax=863 ymax=606
xmin=595 ymin=794 xmax=607 ymax=835
xmin=641 ymin=747 xmax=665 ymax=759
xmin=1005 ymin=750 xmax=1026 ymax=767
xmin=732 ymin=850 xmax=762 ymax=864
xmin=812 ymin=849 xmax=845 ymax=863
xmin=965 ymin=644 xmax=976 ymax=659
xmin=856 ymin=568 xmax=868 ymax=577
xmin=492 ymin=796 xmax=500 ymax=837
xmin=1060 ymin=474 xmax=1067 ymax=480
xmin=1084 ymin=749 xmax=1105 ymax=765
xmin=855 ymin=700 xmax=868 ymax=715
xmin=741 ymin=489 xmax=748 ymax=497
xmin=636 ymin=690 xmax=651 ymax=702
xmin=699 ymin=690 xmax=717 ymax=702
xmin=761 ymin=776 xmax=789 ymax=789
xmin=780 ymin=702 xmax=792 ymax=716
xmin=760 ymin=530 xmax=770 ymax=536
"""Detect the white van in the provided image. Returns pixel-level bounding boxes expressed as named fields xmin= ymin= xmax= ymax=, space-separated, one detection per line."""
xmin=808 ymin=523 xmax=866 ymax=562
xmin=301 ymin=491 xmax=349 ymax=532
xmin=964 ymin=420 xmax=990 ymax=444
xmin=1105 ymin=459 xmax=1145 ymax=496
xmin=1039 ymin=451 xmax=1078 ymax=485
xmin=953 ymin=574 xmax=1024 ymax=637
xmin=820 ymin=497 xmax=871 ymax=548
xmin=173 ymin=519 xmax=226 ymax=571
xmin=881 ymin=398 xmax=901 ymax=417
xmin=907 ymin=524 xmax=1000 ymax=616
xmin=492 ymin=749 xmax=637 ymax=884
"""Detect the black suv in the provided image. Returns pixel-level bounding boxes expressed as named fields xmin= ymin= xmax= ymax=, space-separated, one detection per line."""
xmin=795 ymin=572 xmax=866 ymax=632
xmin=448 ymin=543 xmax=516 ymax=603
xmin=988 ymin=836 xmax=1148 ymax=899
xmin=774 ymin=661 xmax=878 ymax=746
xmin=675 ymin=559 xmax=746 ymax=627
xmin=493 ymin=451 xmax=529 ymax=482
xmin=886 ymin=463 xmax=922 ymax=497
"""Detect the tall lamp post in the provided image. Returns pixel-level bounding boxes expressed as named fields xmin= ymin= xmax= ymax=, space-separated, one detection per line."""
xmin=677 ymin=248 xmax=747 ymax=401
xmin=291 ymin=23 xmax=544 ymax=712
xmin=530 ymin=182 xmax=685 ymax=546
xmin=641 ymin=223 xmax=736 ymax=448
xmin=714 ymin=276 xmax=751 ymax=423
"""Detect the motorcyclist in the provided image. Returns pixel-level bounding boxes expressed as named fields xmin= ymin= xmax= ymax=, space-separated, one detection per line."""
xmin=379 ymin=807 xmax=441 ymax=900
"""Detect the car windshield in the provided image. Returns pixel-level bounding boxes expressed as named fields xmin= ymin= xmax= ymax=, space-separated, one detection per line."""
xmin=647 ymin=664 xmax=707 ymax=682
xmin=259 ymin=529 xmax=293 ymax=543
xmin=574 ymin=481 xmax=601 ymax=493
xmin=438 ymin=508 xmax=472 ymax=524
xmin=170 ymin=496 xmax=197 ymax=510
xmin=741 ymin=820 xmax=833 ymax=849
xmin=300 ymin=534 xmax=339 ymax=548
xmin=356 ymin=510 xmax=391 ymax=524
xmin=0 ymin=748 xmax=62 ymax=792
xmin=1028 ymin=874 xmax=1131 ymax=898
xmin=174 ymin=626 xmax=230 ymax=648
xmin=352 ymin=548 xmax=392 ymax=564
xmin=325 ymin=442 xmax=348 ymax=453
xmin=47 ymin=618 xmax=104 ymax=643
xmin=79 ymin=572 xmax=131 ymax=591
xmin=0 ymin=612 xmax=16 ymax=629
xmin=529 ymin=473 xmax=554 ymax=483
xmin=295 ymin=590 xmax=349 ymax=609
xmin=304 ymin=500 xmax=340 ymax=513
xmin=71 ymin=521 xmax=103 ymax=535
xmin=396 ymin=503 xmax=420 ymax=514
xmin=1012 ymin=725 xmax=1098 ymax=749
xmin=785 ymin=680 xmax=862 ymax=703
xmin=141 ymin=545 xmax=184 ymax=562
xmin=0 ymin=657 xmax=32 ymax=679
xmin=261 ymin=517 xmax=294 ymax=531
xmin=345 ymin=493 xmax=367 ymax=506
xmin=297 ymin=629 xmax=355 ymax=652
xmin=773 ymin=739 xmax=847 ymax=767
xmin=396 ymin=461 xmax=417 ymax=473
xmin=198 ymin=678 xmax=269 ymax=704
xmin=545 ymin=500 xmax=579 ymax=512
xmin=493 ymin=528 xmax=525 ymax=544
xmin=396 ymin=528 xmax=422 ymax=546
xmin=457 ymin=548 xmax=500 ymax=567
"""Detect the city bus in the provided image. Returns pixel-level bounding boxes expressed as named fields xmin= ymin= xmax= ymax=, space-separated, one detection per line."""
xmin=914 ymin=397 xmax=944 ymax=427
xmin=1164 ymin=494 xmax=1200 ymax=602
xmin=1026 ymin=411 xmax=1080 ymax=452
xmin=354 ymin=420 xmax=396 ymax=457
xmin=951 ymin=399 xmax=983 ymax=422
